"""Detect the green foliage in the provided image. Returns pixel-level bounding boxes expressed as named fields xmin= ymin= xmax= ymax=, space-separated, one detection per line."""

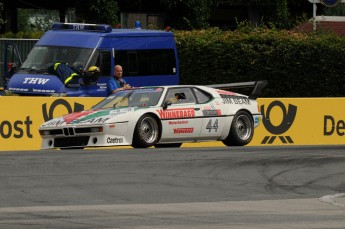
xmin=258 ymin=0 xmax=291 ymax=29
xmin=161 ymin=0 xmax=216 ymax=29
xmin=175 ymin=28 xmax=345 ymax=97
xmin=18 ymin=9 xmax=59 ymax=32
xmin=0 ymin=3 xmax=6 ymax=26
xmin=217 ymin=0 xmax=295 ymax=29
xmin=324 ymin=3 xmax=345 ymax=15
xmin=1 ymin=30 xmax=44 ymax=38
xmin=75 ymin=0 xmax=119 ymax=25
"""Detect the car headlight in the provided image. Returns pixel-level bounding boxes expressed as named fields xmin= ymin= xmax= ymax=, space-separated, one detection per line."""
xmin=39 ymin=130 xmax=51 ymax=136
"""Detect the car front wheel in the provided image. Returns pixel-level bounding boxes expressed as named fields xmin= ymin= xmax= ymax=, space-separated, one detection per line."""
xmin=132 ymin=114 xmax=160 ymax=148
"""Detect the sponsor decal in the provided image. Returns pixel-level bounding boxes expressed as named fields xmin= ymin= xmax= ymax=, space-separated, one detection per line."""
xmin=32 ymin=89 xmax=55 ymax=93
xmin=23 ymin=77 xmax=50 ymax=85
xmin=203 ymin=110 xmax=221 ymax=116
xmin=173 ymin=127 xmax=194 ymax=134
xmin=216 ymin=90 xmax=236 ymax=96
xmin=222 ymin=97 xmax=232 ymax=104
xmin=169 ymin=120 xmax=189 ymax=125
xmin=254 ymin=116 xmax=261 ymax=125
xmin=222 ymin=97 xmax=251 ymax=105
xmin=9 ymin=87 xmax=29 ymax=92
xmin=97 ymin=83 xmax=107 ymax=89
xmin=261 ymin=100 xmax=297 ymax=144
xmin=107 ymin=137 xmax=124 ymax=143
xmin=110 ymin=108 xmax=133 ymax=115
xmin=157 ymin=108 xmax=195 ymax=119
xmin=324 ymin=115 xmax=345 ymax=136
xmin=41 ymin=117 xmax=66 ymax=127
xmin=203 ymin=102 xmax=217 ymax=110
xmin=0 ymin=116 xmax=33 ymax=139
xmin=70 ymin=110 xmax=111 ymax=124
xmin=77 ymin=117 xmax=110 ymax=124
xmin=233 ymin=97 xmax=251 ymax=105
xmin=64 ymin=110 xmax=95 ymax=124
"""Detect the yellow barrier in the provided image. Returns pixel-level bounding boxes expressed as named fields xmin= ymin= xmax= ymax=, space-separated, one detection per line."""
xmin=0 ymin=97 xmax=344 ymax=150
xmin=250 ymin=98 xmax=345 ymax=146
xmin=0 ymin=97 xmax=101 ymax=151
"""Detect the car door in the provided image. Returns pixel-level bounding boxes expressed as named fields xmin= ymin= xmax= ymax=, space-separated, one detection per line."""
xmin=193 ymin=87 xmax=227 ymax=140
xmin=158 ymin=87 xmax=203 ymax=142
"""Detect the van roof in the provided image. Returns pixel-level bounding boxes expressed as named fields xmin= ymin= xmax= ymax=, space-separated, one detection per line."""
xmin=37 ymin=23 xmax=174 ymax=48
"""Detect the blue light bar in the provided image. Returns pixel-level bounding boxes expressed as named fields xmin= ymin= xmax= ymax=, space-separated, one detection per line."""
xmin=51 ymin=23 xmax=112 ymax=33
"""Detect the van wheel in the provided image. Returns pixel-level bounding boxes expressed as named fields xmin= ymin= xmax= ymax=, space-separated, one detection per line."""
xmin=132 ymin=114 xmax=159 ymax=148
xmin=154 ymin=143 xmax=182 ymax=148
xmin=222 ymin=111 xmax=254 ymax=146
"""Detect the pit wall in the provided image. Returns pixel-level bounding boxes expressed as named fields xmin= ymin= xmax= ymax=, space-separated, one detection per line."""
xmin=0 ymin=97 xmax=343 ymax=151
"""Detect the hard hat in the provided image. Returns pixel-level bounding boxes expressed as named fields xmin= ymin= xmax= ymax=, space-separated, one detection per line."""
xmin=88 ymin=66 xmax=100 ymax=72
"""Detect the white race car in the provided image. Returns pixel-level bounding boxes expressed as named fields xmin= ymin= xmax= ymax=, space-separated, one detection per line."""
xmin=39 ymin=81 xmax=267 ymax=149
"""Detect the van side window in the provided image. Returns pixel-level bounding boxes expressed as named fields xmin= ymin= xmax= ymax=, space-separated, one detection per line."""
xmin=95 ymin=50 xmax=111 ymax=76
xmin=128 ymin=51 xmax=138 ymax=75
xmin=115 ymin=49 xmax=176 ymax=76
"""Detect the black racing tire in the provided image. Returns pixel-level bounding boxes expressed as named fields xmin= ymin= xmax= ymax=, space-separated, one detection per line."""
xmin=154 ymin=143 xmax=182 ymax=148
xmin=222 ymin=111 xmax=254 ymax=147
xmin=132 ymin=114 xmax=160 ymax=148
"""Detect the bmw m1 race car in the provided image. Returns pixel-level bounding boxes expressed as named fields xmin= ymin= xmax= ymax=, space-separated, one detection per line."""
xmin=39 ymin=81 xmax=267 ymax=149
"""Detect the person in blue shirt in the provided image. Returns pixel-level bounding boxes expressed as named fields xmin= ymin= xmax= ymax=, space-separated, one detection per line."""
xmin=107 ymin=65 xmax=132 ymax=95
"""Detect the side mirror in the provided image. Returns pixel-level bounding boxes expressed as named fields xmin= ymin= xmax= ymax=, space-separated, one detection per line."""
xmin=162 ymin=101 xmax=172 ymax=110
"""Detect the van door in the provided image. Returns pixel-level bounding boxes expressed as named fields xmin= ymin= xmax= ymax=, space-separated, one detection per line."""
xmin=2 ymin=42 xmax=22 ymax=89
xmin=80 ymin=49 xmax=111 ymax=97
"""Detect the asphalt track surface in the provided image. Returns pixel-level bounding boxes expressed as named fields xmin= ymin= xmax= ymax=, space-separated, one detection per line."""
xmin=0 ymin=145 xmax=345 ymax=228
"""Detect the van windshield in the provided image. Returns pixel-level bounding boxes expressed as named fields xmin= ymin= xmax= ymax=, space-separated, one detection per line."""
xmin=20 ymin=46 xmax=93 ymax=73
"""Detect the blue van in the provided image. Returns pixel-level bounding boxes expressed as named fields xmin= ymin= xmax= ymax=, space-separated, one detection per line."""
xmin=4 ymin=23 xmax=179 ymax=97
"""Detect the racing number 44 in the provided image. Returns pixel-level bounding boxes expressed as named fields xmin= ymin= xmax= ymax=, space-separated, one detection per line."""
xmin=206 ymin=119 xmax=219 ymax=132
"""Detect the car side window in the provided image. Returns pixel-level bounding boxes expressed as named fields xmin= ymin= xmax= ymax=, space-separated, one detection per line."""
xmin=166 ymin=88 xmax=196 ymax=104
xmin=193 ymin=88 xmax=212 ymax=104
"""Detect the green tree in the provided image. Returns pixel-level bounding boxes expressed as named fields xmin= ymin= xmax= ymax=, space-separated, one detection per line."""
xmin=262 ymin=0 xmax=290 ymax=29
xmin=18 ymin=9 xmax=59 ymax=32
xmin=161 ymin=0 xmax=217 ymax=29
xmin=324 ymin=3 xmax=345 ymax=15
xmin=75 ymin=0 xmax=119 ymax=25
xmin=216 ymin=0 xmax=306 ymax=29
xmin=0 ymin=2 xmax=6 ymax=28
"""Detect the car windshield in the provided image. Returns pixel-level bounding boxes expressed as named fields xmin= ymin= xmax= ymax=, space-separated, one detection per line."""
xmin=20 ymin=45 xmax=93 ymax=73
xmin=92 ymin=87 xmax=164 ymax=109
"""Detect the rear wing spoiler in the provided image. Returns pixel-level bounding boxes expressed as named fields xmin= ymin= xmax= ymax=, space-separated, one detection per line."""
xmin=207 ymin=80 xmax=268 ymax=100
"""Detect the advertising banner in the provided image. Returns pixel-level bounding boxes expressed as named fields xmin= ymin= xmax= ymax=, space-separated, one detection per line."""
xmin=250 ymin=98 xmax=345 ymax=146
xmin=0 ymin=97 xmax=344 ymax=150
xmin=0 ymin=97 xmax=101 ymax=150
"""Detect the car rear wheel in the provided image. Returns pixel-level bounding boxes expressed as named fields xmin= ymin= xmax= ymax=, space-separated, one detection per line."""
xmin=154 ymin=143 xmax=182 ymax=148
xmin=222 ymin=111 xmax=254 ymax=146
xmin=132 ymin=114 xmax=159 ymax=148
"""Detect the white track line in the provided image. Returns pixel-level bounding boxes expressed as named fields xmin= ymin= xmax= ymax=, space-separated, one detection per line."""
xmin=319 ymin=193 xmax=345 ymax=207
